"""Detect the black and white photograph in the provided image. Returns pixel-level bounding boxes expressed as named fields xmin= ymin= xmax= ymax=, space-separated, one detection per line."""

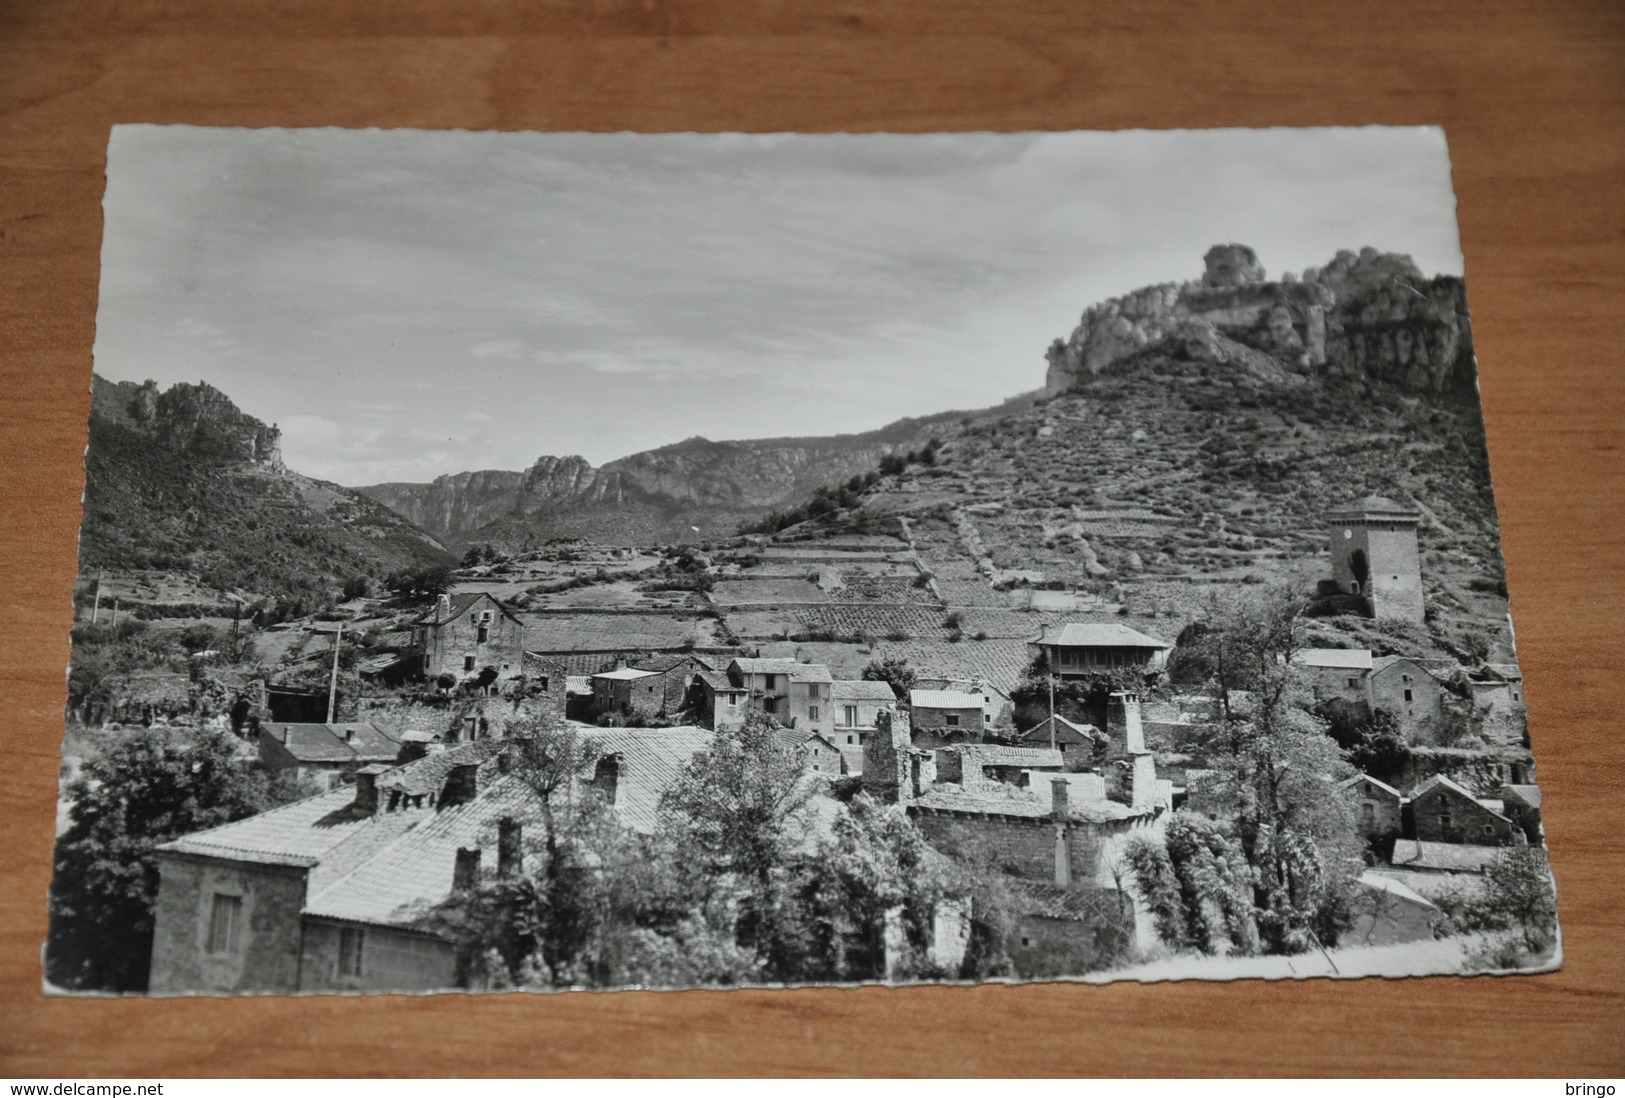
xmin=47 ymin=124 xmax=1559 ymax=997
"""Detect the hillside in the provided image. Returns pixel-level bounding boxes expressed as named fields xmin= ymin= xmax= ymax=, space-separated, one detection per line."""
xmin=80 ymin=377 xmax=454 ymax=605
xmin=733 ymin=245 xmax=1511 ymax=665
xmin=357 ymin=395 xmax=1039 ymax=548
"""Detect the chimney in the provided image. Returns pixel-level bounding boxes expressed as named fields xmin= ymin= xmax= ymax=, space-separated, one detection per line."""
xmin=353 ymin=767 xmax=382 ymax=815
xmin=1052 ymin=776 xmax=1073 ymax=887
xmin=442 ymin=762 xmax=481 ymax=808
xmin=436 ymin=593 xmax=452 ymax=620
xmin=344 ymin=726 xmax=355 ymax=743
xmin=1051 ymin=775 xmax=1071 ymax=821
xmin=498 ymin=817 xmax=523 ymax=877
xmin=593 ymin=754 xmax=622 ymax=805
xmin=453 ymin=846 xmax=481 ymax=891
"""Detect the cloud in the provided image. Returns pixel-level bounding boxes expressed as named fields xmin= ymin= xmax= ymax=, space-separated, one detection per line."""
xmin=470 ymin=339 xmax=524 ymax=359
xmin=465 ymin=410 xmax=494 ymax=422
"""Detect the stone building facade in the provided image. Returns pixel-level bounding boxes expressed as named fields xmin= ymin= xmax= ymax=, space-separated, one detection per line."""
xmin=1327 ymin=496 xmax=1425 ymax=623
xmin=411 ymin=592 xmax=526 ymax=682
xmin=1408 ymin=775 xmax=1519 ymax=845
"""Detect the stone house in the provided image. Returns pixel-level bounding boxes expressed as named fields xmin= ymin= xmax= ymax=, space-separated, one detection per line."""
xmin=410 ymin=592 xmax=526 ymax=683
xmin=1013 ymin=714 xmax=1105 ymax=773
xmin=1292 ymin=648 xmax=1374 ymax=709
xmin=1407 ymin=774 xmax=1519 ymax=845
xmin=1339 ymin=772 xmax=1404 ymax=853
xmin=914 ymin=676 xmax=1013 ymax=731
xmin=786 ymin=663 xmax=835 ymax=740
xmin=148 ymin=728 xmax=715 ymax=994
xmin=908 ymin=688 xmax=986 ymax=747
xmin=1028 ymin=622 xmax=1172 ymax=679
xmin=1369 ymin=655 xmax=1451 ymax=742
xmin=590 ymin=667 xmax=663 ymax=724
xmin=1499 ymin=783 xmax=1544 ymax=844
xmin=1468 ymin=663 xmax=1529 ymax=747
xmin=727 ymin=657 xmax=804 ymax=723
xmin=775 ymin=728 xmax=846 ymax=777
xmin=257 ymin=721 xmax=402 ymax=789
xmin=690 ymin=669 xmax=750 ymax=732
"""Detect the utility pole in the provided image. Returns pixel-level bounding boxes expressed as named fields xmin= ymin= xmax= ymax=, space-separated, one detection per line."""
xmin=1048 ymin=668 xmax=1057 ymax=750
xmin=91 ymin=574 xmax=103 ymax=624
xmin=326 ymin=622 xmax=343 ymax=724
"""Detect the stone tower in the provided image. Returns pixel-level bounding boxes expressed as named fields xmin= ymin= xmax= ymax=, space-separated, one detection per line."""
xmin=1327 ymin=495 xmax=1425 ymax=623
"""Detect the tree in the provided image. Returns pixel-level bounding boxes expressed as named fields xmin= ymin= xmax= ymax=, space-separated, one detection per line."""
xmin=1168 ymin=583 xmax=1364 ymax=954
xmin=658 ymin=711 xmax=820 ymax=968
xmin=1125 ymin=812 xmax=1258 ymax=956
xmin=861 ymin=654 xmax=916 ymax=699
xmin=47 ymin=728 xmax=310 ymax=991
xmin=428 ymin=720 xmax=614 ymax=989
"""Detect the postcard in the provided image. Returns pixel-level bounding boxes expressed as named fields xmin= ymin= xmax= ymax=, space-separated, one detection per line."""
xmin=48 ymin=125 xmax=1557 ymax=994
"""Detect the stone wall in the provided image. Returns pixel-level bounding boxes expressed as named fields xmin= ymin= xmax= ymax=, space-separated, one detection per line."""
xmin=148 ymin=853 xmax=309 ymax=994
xmin=1410 ymin=782 xmax=1518 ymax=845
xmin=910 ymin=807 xmax=1134 ymax=887
xmin=421 ymin=604 xmax=526 ymax=682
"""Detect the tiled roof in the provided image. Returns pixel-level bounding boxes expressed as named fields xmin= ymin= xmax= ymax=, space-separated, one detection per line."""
xmin=158 ymin=788 xmax=379 ymax=868
xmin=376 ymin=630 xmax=415 ymax=650
xmin=377 ymin=742 xmax=499 ymax=797
xmin=1340 ymin=773 xmax=1403 ymax=799
xmin=1371 ymin=654 xmax=1444 ymax=680
xmin=1008 ymin=880 xmax=1129 ymax=922
xmin=1294 ymin=648 xmax=1374 ymax=670
xmin=789 ymin=664 xmax=834 ymax=684
xmin=910 ymin=689 xmax=985 ymax=709
xmin=1015 ymin=715 xmax=1103 ymax=746
xmin=262 ymin=722 xmax=401 ymax=764
xmin=695 ymin=669 xmax=744 ymax=693
xmin=1035 ymin=623 xmax=1171 ymax=649
xmin=866 ymin=638 xmax=1034 ymax=699
xmin=304 ymin=777 xmax=537 ymax=928
xmin=1390 ymin=840 xmax=1506 ymax=873
xmin=1410 ymin=773 xmax=1497 ymax=808
xmin=565 ymin=675 xmax=593 ymax=696
xmin=574 ymin=727 xmax=713 ymax=834
xmin=1502 ymin=784 xmax=1542 ymax=809
xmin=830 ymin=680 xmax=898 ymax=703
xmin=1326 ymin=495 xmax=1419 ymax=521
xmin=952 ymin=744 xmax=1064 ymax=769
xmin=1357 ymin=871 xmax=1437 ymax=909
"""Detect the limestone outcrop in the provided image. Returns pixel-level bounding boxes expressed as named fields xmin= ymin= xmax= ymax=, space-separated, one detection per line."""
xmin=1043 ymin=244 xmax=1475 ymax=397
xmin=95 ymin=377 xmax=284 ymax=470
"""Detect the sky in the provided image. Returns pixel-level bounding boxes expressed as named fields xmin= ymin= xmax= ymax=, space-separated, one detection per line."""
xmin=95 ymin=126 xmax=1464 ymax=486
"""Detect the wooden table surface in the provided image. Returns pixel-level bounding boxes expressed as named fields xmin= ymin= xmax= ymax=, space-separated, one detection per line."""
xmin=2 ymin=0 xmax=1622 ymax=1077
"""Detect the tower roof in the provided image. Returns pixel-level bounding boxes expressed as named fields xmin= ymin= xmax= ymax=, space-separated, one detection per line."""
xmin=1326 ymin=495 xmax=1420 ymax=522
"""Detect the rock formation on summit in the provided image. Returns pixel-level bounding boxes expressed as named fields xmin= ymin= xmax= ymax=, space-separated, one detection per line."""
xmin=1044 ymin=245 xmax=1474 ymax=397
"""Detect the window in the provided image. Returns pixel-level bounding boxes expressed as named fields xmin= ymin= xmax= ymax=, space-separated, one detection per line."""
xmin=1482 ymin=824 xmax=1495 ymax=837
xmin=1020 ymin=936 xmax=1033 ymax=948
xmin=1348 ymin=677 xmax=1359 ymax=688
xmin=809 ymin=705 xmax=819 ymax=721
xmin=847 ymin=735 xmax=855 ymax=745
xmin=844 ymin=705 xmax=858 ymax=726
xmin=946 ymin=713 xmax=961 ymax=727
xmin=207 ymin=894 xmax=241 ymax=954
xmin=1402 ymin=674 xmax=1412 ymax=684
xmin=1360 ymin=802 xmax=1375 ymax=826
xmin=1404 ymin=689 xmax=1414 ymax=703
xmin=339 ymin=926 xmax=365 ymax=978
xmin=538 ymin=675 xmax=549 ymax=692
xmin=477 ymin=624 xmax=489 ymax=643
xmin=464 ymin=654 xmax=476 ymax=671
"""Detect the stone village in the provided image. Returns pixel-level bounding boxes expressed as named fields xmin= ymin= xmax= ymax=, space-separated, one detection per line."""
xmin=136 ymin=494 xmax=1542 ymax=993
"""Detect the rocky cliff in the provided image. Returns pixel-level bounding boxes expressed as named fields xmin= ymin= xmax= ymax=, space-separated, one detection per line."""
xmin=1045 ymin=245 xmax=1474 ymax=397
xmin=82 ymin=376 xmax=450 ymax=598
xmin=96 ymin=377 xmax=285 ymax=469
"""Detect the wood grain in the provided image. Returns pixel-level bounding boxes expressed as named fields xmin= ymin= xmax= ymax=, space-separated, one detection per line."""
xmin=1 ymin=0 xmax=1622 ymax=1076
